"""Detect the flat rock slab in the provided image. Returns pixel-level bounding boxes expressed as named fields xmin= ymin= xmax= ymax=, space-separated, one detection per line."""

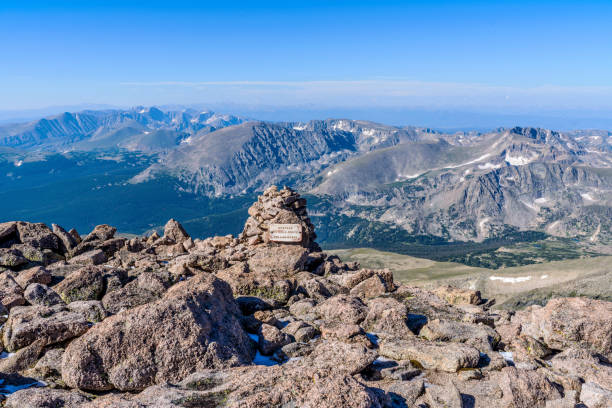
xmin=2 ymin=304 xmax=89 ymax=352
xmin=379 ymin=338 xmax=481 ymax=372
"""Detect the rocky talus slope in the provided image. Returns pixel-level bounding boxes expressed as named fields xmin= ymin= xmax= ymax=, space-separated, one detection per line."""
xmin=1 ymin=186 xmax=611 ymax=407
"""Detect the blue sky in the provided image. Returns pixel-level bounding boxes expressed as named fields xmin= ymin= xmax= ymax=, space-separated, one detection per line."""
xmin=2 ymin=1 xmax=612 ymax=120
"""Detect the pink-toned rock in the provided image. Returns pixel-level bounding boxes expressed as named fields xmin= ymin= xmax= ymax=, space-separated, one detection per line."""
xmin=61 ymin=274 xmax=253 ymax=391
xmin=362 ymin=297 xmax=414 ymax=339
xmin=433 ymin=285 xmax=482 ymax=305
xmin=14 ymin=266 xmax=52 ymax=289
xmin=259 ymin=323 xmax=292 ymax=355
xmin=163 ymin=218 xmax=190 ymax=244
xmin=0 ymin=272 xmax=25 ymax=309
xmin=514 ymin=297 xmax=612 ymax=359
xmin=5 ymin=387 xmax=91 ymax=408
xmin=315 ymin=294 xmax=368 ymax=325
xmin=350 ymin=274 xmax=388 ymax=299
xmin=492 ymin=366 xmax=562 ymax=408
xmin=379 ymin=338 xmax=481 ymax=372
xmin=2 ymin=304 xmax=89 ymax=351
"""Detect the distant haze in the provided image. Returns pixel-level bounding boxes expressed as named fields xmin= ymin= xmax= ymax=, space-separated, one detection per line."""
xmin=2 ymin=1 xmax=612 ymax=128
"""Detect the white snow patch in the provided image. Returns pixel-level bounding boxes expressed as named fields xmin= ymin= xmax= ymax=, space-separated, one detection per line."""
xmin=490 ymin=276 xmax=532 ymax=283
xmin=541 ymin=275 xmax=549 ymax=279
xmin=143 ymin=131 xmax=150 ymax=135
xmin=534 ymin=197 xmax=548 ymax=204
xmin=446 ymin=153 xmax=491 ymax=169
xmin=293 ymin=125 xmax=306 ymax=131
xmin=478 ymin=217 xmax=490 ymax=235
xmin=362 ymin=128 xmax=376 ymax=137
xmin=332 ymin=120 xmax=351 ymax=131
xmin=478 ymin=162 xmax=502 ymax=170
xmin=326 ymin=168 xmax=339 ymax=177
xmin=14 ymin=160 xmax=23 ymax=167
xmin=399 ymin=173 xmax=421 ymax=180
xmin=522 ymin=201 xmax=538 ymax=211
xmin=180 ymin=136 xmax=193 ymax=145
xmin=0 ymin=351 xmax=14 ymax=359
xmin=505 ymin=152 xmax=537 ymax=166
xmin=499 ymin=351 xmax=514 ymax=364
xmin=581 ymin=193 xmax=596 ymax=201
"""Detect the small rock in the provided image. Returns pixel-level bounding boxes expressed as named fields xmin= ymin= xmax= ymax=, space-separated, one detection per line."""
xmin=259 ymin=323 xmax=292 ymax=355
xmin=24 ymin=283 xmax=64 ymax=306
xmin=426 ymin=381 xmax=463 ymax=408
xmin=68 ymin=249 xmax=107 ymax=266
xmin=14 ymin=266 xmax=52 ymax=289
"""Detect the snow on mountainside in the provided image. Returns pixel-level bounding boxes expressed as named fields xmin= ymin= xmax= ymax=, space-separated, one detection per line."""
xmin=1 ymin=108 xmax=611 ymax=251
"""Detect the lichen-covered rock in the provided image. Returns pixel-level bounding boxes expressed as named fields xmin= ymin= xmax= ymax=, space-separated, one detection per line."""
xmin=28 ymin=347 xmax=65 ymax=380
xmin=23 ymin=283 xmax=64 ymax=306
xmin=349 ymin=274 xmax=388 ymax=299
xmin=53 ymin=265 xmax=105 ymax=303
xmin=67 ymin=300 xmax=108 ymax=323
xmin=0 ymin=248 xmax=28 ymax=269
xmin=61 ymin=274 xmax=254 ymax=391
xmin=16 ymin=222 xmax=61 ymax=252
xmin=426 ymin=381 xmax=463 ymax=408
xmin=90 ymin=341 xmax=380 ymax=408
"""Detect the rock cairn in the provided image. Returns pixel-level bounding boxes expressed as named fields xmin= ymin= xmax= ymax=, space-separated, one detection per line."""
xmin=239 ymin=185 xmax=318 ymax=250
xmin=1 ymin=187 xmax=611 ymax=407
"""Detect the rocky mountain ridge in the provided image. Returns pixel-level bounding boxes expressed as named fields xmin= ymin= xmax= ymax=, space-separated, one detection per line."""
xmin=0 ymin=107 xmax=245 ymax=152
xmin=1 ymin=187 xmax=611 ymax=407
xmin=2 ymin=108 xmax=611 ymax=261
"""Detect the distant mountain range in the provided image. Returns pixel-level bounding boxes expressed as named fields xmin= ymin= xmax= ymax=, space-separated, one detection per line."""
xmin=0 ymin=107 xmax=245 ymax=151
xmin=1 ymin=107 xmax=610 ymax=267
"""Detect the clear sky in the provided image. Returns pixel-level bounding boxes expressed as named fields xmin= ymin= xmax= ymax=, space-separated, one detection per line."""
xmin=2 ymin=0 xmax=612 ymax=119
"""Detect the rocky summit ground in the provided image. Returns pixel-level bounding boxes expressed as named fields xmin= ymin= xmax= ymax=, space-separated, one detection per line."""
xmin=0 ymin=186 xmax=611 ymax=408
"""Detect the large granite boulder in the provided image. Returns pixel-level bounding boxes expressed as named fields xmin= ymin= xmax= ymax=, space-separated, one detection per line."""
xmin=61 ymin=273 xmax=254 ymax=391
xmin=514 ymin=297 xmax=612 ymax=359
